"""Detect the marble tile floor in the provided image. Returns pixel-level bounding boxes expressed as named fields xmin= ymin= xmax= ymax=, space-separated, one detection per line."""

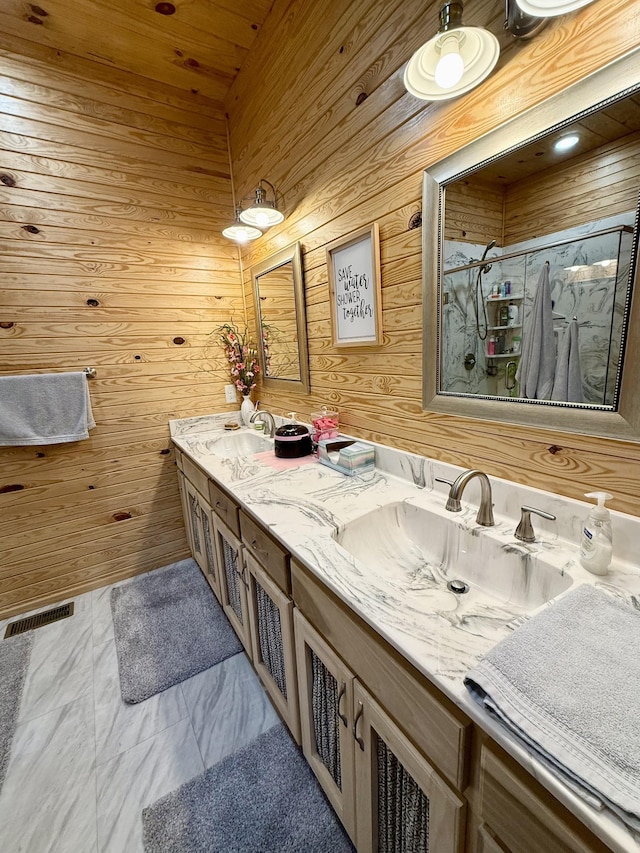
xmin=0 ymin=572 xmax=281 ymax=853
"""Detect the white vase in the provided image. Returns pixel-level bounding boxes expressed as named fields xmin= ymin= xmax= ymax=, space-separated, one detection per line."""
xmin=240 ymin=394 xmax=255 ymax=426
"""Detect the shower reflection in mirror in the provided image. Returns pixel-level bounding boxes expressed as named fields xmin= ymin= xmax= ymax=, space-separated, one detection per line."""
xmin=440 ymin=217 xmax=634 ymax=405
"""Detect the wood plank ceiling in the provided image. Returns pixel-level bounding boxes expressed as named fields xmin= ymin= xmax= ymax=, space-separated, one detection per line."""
xmin=0 ymin=0 xmax=275 ymax=101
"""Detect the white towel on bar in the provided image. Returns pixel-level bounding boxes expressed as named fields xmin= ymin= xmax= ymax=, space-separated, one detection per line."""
xmin=551 ymin=318 xmax=584 ymax=403
xmin=0 ymin=372 xmax=96 ymax=446
xmin=515 ymin=263 xmax=556 ymax=399
xmin=465 ymin=585 xmax=640 ymax=833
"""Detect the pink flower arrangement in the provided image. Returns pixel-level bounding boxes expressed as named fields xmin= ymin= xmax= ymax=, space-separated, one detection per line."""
xmin=218 ymin=322 xmax=260 ymax=395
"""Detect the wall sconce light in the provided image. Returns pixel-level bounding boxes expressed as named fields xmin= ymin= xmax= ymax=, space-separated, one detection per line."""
xmin=513 ymin=0 xmax=596 ymax=16
xmin=404 ymin=1 xmax=500 ymax=101
xmin=238 ymin=179 xmax=284 ymax=228
xmin=222 ymin=208 xmax=262 ymax=243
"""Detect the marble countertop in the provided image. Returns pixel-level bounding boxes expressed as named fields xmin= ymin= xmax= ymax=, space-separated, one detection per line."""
xmin=171 ymin=413 xmax=640 ymax=853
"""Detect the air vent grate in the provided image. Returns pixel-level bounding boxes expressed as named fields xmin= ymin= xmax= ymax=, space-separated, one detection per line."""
xmin=4 ymin=602 xmax=74 ymax=638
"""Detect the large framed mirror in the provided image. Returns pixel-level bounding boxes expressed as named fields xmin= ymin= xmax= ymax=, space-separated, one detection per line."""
xmin=423 ymin=49 xmax=640 ymax=441
xmin=252 ymin=242 xmax=310 ymax=394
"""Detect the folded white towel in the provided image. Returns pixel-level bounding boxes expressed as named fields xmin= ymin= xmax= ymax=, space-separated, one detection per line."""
xmin=0 ymin=372 xmax=96 ymax=446
xmin=465 ymin=585 xmax=640 ymax=832
xmin=515 ymin=263 xmax=556 ymax=399
xmin=551 ymin=319 xmax=584 ymax=403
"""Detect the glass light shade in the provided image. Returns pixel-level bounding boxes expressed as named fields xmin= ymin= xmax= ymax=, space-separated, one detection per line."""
xmin=239 ymin=203 xmax=284 ymax=227
xmin=434 ymin=34 xmax=465 ymax=88
xmin=222 ymin=221 xmax=262 ymax=242
xmin=404 ymin=26 xmax=499 ymax=101
xmin=514 ymin=0 xmax=595 ymax=16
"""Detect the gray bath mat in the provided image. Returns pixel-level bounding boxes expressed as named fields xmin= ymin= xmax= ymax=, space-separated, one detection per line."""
xmin=111 ymin=559 xmax=242 ymax=704
xmin=142 ymin=724 xmax=354 ymax=852
xmin=0 ymin=633 xmax=33 ymax=791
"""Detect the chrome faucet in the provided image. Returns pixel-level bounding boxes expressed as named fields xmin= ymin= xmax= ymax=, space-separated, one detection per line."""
xmin=436 ymin=469 xmax=494 ymax=526
xmin=249 ymin=410 xmax=276 ymax=438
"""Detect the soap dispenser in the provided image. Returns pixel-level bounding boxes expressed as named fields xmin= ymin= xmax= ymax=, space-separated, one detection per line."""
xmin=579 ymin=491 xmax=613 ymax=575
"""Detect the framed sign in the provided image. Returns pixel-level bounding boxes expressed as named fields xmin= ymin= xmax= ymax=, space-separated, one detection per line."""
xmin=326 ymin=224 xmax=382 ymax=347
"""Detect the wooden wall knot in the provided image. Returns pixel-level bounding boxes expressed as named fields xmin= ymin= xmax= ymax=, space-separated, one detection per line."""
xmin=154 ymin=2 xmax=175 ymax=13
xmin=26 ymin=14 xmax=44 ymax=24
xmin=355 ymin=92 xmax=368 ymax=106
xmin=408 ymin=212 xmax=422 ymax=230
xmin=0 ymin=322 xmax=15 ymax=329
xmin=22 ymin=225 xmax=40 ymax=234
xmin=86 ymin=298 xmax=100 ymax=307
xmin=1 ymin=174 xmax=16 ymax=187
xmin=0 ymin=484 xmax=24 ymax=494
xmin=30 ymin=4 xmax=48 ymax=15
xmin=160 ymin=448 xmax=171 ymax=455
xmin=112 ymin=511 xmax=132 ymax=521
xmin=548 ymin=444 xmax=563 ymax=455
xmin=172 ymin=336 xmax=185 ymax=345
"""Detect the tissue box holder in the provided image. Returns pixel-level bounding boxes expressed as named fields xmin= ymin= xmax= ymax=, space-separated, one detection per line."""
xmin=317 ymin=439 xmax=375 ymax=476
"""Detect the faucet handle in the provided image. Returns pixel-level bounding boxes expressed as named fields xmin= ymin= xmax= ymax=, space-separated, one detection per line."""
xmin=435 ymin=476 xmax=453 ymax=487
xmin=515 ymin=505 xmax=556 ymax=543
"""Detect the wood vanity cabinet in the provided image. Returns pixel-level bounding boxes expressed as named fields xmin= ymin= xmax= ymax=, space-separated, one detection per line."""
xmin=292 ymin=562 xmax=467 ymax=853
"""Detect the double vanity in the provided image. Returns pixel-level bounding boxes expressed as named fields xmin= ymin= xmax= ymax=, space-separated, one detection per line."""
xmin=171 ymin=413 xmax=640 ymax=853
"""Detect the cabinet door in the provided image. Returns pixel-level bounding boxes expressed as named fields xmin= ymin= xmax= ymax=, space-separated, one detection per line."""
xmin=184 ymin=479 xmax=206 ymax=571
xmin=354 ymin=681 xmax=466 ymax=853
xmin=214 ymin=516 xmax=252 ymax=656
xmin=199 ymin=501 xmax=221 ymax=602
xmin=246 ymin=553 xmax=300 ymax=743
xmin=177 ymin=470 xmax=195 ymax=556
xmin=294 ymin=610 xmax=356 ymax=843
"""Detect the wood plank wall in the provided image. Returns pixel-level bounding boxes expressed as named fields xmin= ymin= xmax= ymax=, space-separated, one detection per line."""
xmin=0 ymin=42 xmax=243 ymax=617
xmin=228 ymin=0 xmax=640 ymax=516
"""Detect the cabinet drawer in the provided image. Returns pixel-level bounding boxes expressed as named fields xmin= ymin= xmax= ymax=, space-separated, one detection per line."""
xmin=479 ymin=746 xmax=612 ymax=853
xmin=292 ymin=559 xmax=470 ymax=791
xmin=209 ymin=480 xmax=240 ymax=537
xmin=181 ymin=453 xmax=210 ymax=499
xmin=240 ymin=510 xmax=290 ymax=594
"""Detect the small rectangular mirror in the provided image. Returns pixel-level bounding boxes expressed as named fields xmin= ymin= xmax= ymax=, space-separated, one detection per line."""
xmin=252 ymin=242 xmax=310 ymax=394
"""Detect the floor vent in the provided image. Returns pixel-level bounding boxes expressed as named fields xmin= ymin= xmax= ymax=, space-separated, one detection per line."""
xmin=4 ymin=602 xmax=74 ymax=638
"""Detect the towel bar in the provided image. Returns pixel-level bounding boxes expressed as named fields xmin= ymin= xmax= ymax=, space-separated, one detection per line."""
xmin=83 ymin=367 xmax=97 ymax=379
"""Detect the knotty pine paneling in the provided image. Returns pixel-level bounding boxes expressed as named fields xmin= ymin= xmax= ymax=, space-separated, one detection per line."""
xmin=228 ymin=0 xmax=640 ymax=515
xmin=0 ymin=48 xmax=244 ymax=617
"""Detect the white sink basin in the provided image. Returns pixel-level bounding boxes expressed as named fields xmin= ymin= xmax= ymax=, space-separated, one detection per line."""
xmin=186 ymin=430 xmax=273 ymax=459
xmin=335 ymin=501 xmax=573 ymax=611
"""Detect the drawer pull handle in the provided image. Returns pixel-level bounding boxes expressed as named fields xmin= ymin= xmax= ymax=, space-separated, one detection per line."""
xmin=337 ymin=682 xmax=348 ymax=727
xmin=215 ymin=501 xmax=226 ymax=512
xmin=353 ymin=701 xmax=365 ymax=750
xmin=251 ymin=538 xmax=265 ymax=554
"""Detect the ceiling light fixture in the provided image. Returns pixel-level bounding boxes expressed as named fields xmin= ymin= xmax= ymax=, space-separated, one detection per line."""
xmin=404 ymin=1 xmax=500 ymax=101
xmin=222 ymin=209 xmax=262 ymax=243
xmin=239 ymin=179 xmax=284 ymax=228
xmin=514 ymin=0 xmax=596 ymax=16
xmin=554 ymin=133 xmax=580 ymax=152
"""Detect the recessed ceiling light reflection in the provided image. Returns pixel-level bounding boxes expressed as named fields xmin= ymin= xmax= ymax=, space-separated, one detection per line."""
xmin=554 ymin=134 xmax=580 ymax=153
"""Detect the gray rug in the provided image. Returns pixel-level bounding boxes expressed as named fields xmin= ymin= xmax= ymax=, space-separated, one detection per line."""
xmin=111 ymin=559 xmax=242 ymax=704
xmin=142 ymin=724 xmax=354 ymax=852
xmin=0 ymin=633 xmax=33 ymax=792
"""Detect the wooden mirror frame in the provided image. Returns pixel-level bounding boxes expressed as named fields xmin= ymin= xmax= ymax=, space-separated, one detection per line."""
xmin=252 ymin=241 xmax=310 ymax=394
xmin=422 ymin=49 xmax=640 ymax=441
